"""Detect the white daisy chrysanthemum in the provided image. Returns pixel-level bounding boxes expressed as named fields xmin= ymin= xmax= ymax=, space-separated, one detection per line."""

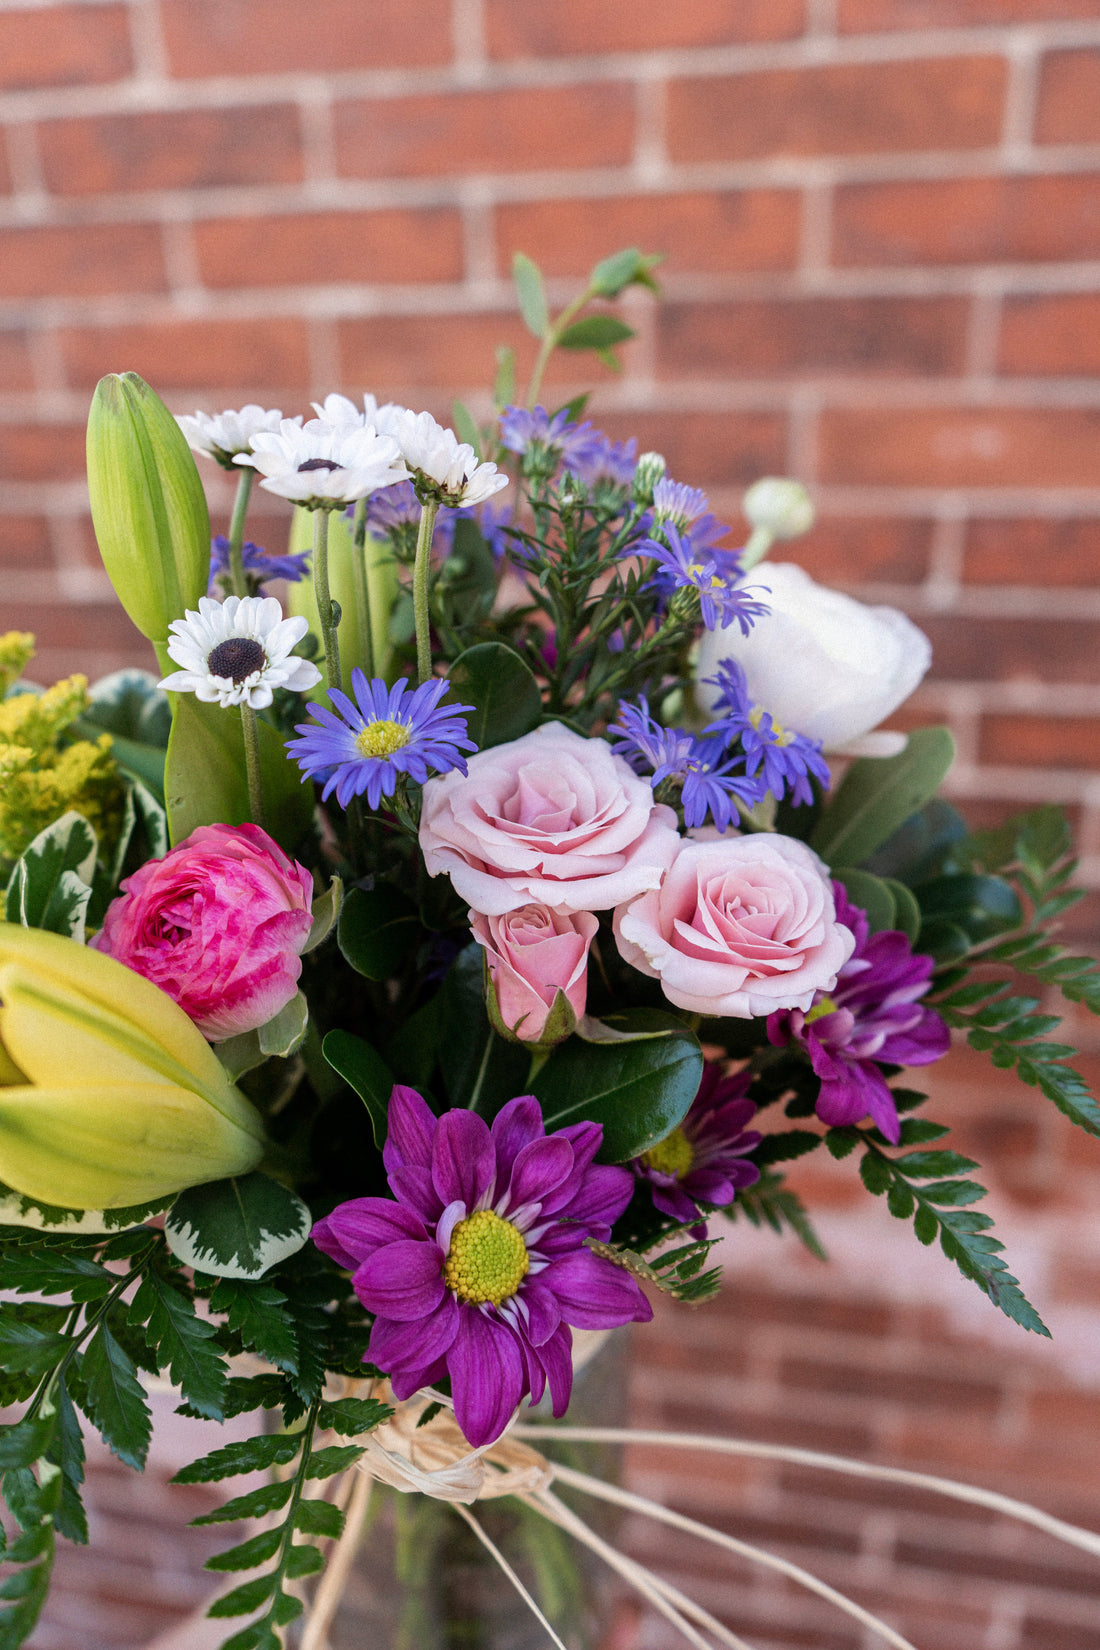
xmin=311 ymin=392 xmax=408 ymax=434
xmin=177 ymin=405 xmax=291 ymax=468
xmin=159 ymin=596 xmax=323 ymax=710
xmin=387 ymin=408 xmax=509 ymax=507
xmin=236 ymin=417 xmax=408 ymax=508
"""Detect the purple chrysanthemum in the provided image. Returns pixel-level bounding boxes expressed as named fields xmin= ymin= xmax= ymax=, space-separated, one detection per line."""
xmin=312 ymin=1088 xmax=653 ymax=1447
xmin=767 ymin=882 xmax=951 ymax=1144
xmin=704 ymin=658 xmax=830 ymax=807
xmin=286 ymin=670 xmax=476 ymax=810
xmin=633 ymin=1063 xmax=762 ymax=1235
xmin=209 ymin=535 xmax=311 ymax=592
xmin=632 ymin=525 xmax=770 ymax=634
xmin=608 ymin=698 xmax=763 ymax=832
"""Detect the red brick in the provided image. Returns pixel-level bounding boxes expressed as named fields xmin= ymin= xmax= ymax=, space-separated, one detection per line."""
xmin=59 ymin=318 xmax=311 ymax=395
xmin=38 ymin=106 xmax=303 ymax=197
xmin=0 ymin=4 xmax=131 ymax=90
xmin=790 ymin=515 xmax=932 ymax=585
xmin=841 ymin=0 xmax=1098 ymax=23
xmin=921 ymin=614 xmax=1100 ymax=683
xmin=667 ymin=57 xmax=1005 ymax=163
xmin=979 ymin=713 xmax=1100 ymax=770
xmin=195 ymin=206 xmax=464 ymax=289
xmin=818 ymin=406 xmax=1100 ymax=489
xmin=160 ymin=0 xmax=451 ymax=75
xmin=1020 ymin=1623 xmax=1100 ymax=1650
xmin=1037 ymin=48 xmax=1100 ymax=145
xmin=0 ymin=142 xmax=11 ymax=196
xmin=336 ymin=82 xmax=634 ymax=179
xmin=0 ymin=515 xmax=52 ymax=572
xmin=486 ymin=0 xmax=803 ymax=56
xmin=2 ymin=599 xmax=139 ymax=654
xmin=834 ymin=173 xmax=1100 ymax=267
xmin=496 ymin=188 xmax=801 ymax=279
xmin=0 ymin=424 xmax=86 ymax=483
xmin=598 ymin=410 xmax=789 ymax=487
xmin=781 ymin=1356 xmax=1002 ymax=1412
xmin=0 ymin=328 xmax=34 ymax=391
xmin=657 ymin=295 xmax=967 ymax=378
xmin=964 ymin=519 xmax=1100 ymax=587
xmin=1000 ymin=292 xmax=1100 ymax=377
xmin=0 ymin=223 xmax=165 ymax=300
xmin=340 ymin=310 xmax=534 ymax=395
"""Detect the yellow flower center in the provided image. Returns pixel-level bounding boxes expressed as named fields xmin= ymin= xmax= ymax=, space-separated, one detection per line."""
xmin=642 ymin=1126 xmax=694 ymax=1181
xmin=355 ymin=718 xmax=412 ymax=759
xmin=443 ymin=1209 xmax=530 ymax=1306
xmin=748 ymin=704 xmax=794 ymax=747
xmin=804 ymin=995 xmax=838 ymax=1025
xmin=688 ymin=562 xmax=725 ymax=591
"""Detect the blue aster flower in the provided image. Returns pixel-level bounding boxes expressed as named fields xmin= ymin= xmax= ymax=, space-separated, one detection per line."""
xmin=209 ymin=535 xmax=311 ymax=592
xmin=649 ymin=477 xmax=736 ymax=566
xmin=703 ymin=658 xmax=830 ymax=808
xmin=568 ymin=432 xmax=638 ymax=489
xmin=286 ymin=671 xmax=476 ymax=810
xmin=608 ymin=698 xmax=762 ymax=833
xmin=499 ymin=404 xmax=602 ymax=471
xmin=631 ymin=525 xmax=770 ymax=634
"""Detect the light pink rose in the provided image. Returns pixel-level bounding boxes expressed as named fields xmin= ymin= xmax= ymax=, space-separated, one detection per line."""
xmin=419 ymin=722 xmax=680 ymax=916
xmin=91 ymin=822 xmax=314 ymax=1041
xmin=613 ymin=833 xmax=855 ymax=1019
xmin=471 ymin=904 xmax=599 ymax=1043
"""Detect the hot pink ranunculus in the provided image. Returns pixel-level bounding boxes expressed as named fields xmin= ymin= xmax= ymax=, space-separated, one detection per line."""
xmin=613 ymin=833 xmax=855 ymax=1019
xmin=91 ymin=822 xmax=314 ymax=1041
xmin=419 ymin=722 xmax=680 ymax=916
xmin=471 ymin=904 xmax=599 ymax=1043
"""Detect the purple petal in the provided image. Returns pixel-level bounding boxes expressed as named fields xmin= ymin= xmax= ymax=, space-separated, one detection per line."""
xmin=448 ymin=1306 xmax=526 ymax=1448
xmin=388 ymin=1164 xmax=444 ymax=1224
xmin=383 ymin=1086 xmax=439 ymax=1176
xmin=506 ymin=1136 xmax=575 ymax=1213
xmin=353 ymin=1239 xmax=445 ymax=1321
xmin=683 ymin=1168 xmax=735 ymax=1206
xmin=558 ymin=1163 xmax=634 ymax=1236
xmin=533 ymin=1324 xmax=574 ymax=1416
xmin=541 ymin=1251 xmax=653 ymax=1329
xmin=368 ymin=1294 xmax=460 ymax=1378
xmin=311 ymin=1214 xmax=359 ymax=1273
xmin=650 ymin=1181 xmax=702 ymax=1226
xmin=491 ymin=1096 xmax=544 ymax=1185
xmin=432 ymin=1109 xmax=496 ymax=1209
xmin=321 ymin=1198 xmax=428 ymax=1266
xmin=517 ymin=1276 xmax=562 ymax=1348
xmin=387 ymin=1357 xmax=450 ymax=1401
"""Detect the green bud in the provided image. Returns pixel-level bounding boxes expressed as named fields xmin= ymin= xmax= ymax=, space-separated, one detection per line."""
xmin=86 ymin=373 xmax=211 ymax=669
xmin=632 ymin=450 xmax=667 ymax=506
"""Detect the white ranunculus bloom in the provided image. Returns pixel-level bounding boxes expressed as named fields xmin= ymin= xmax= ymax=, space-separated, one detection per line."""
xmin=695 ymin=561 xmax=932 ymax=757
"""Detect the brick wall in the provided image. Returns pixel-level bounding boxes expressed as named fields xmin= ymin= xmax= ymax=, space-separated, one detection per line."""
xmin=3 ymin=4 xmax=1100 ymax=1646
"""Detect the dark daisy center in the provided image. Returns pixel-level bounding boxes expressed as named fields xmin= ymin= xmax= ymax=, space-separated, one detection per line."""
xmin=297 ymin=457 xmax=340 ymax=473
xmin=207 ymin=637 xmax=266 ymax=684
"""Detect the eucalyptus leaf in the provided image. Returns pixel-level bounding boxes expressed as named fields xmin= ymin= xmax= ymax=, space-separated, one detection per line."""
xmin=832 ymin=867 xmax=896 ymax=934
xmin=885 ymin=878 xmax=922 ymax=944
xmin=589 ymin=246 xmax=662 ymax=297
xmin=4 ymin=811 xmax=97 ymax=940
xmin=321 ymin=1030 xmax=394 ymax=1150
xmin=447 ymin=643 xmax=542 ymax=751
xmin=438 ymin=945 xmax=529 ymax=1116
xmin=337 ymin=884 xmax=419 ymax=981
xmin=164 ymin=1173 xmax=311 ymax=1281
xmin=862 ymin=799 xmax=968 ymax=887
xmin=512 ymin=252 xmax=549 ymax=339
xmin=915 ymin=873 xmax=1023 ymax=943
xmin=556 ymin=314 xmax=636 ymax=351
xmin=532 ymin=1010 xmax=702 ymax=1163
xmin=810 ymin=727 xmax=955 ymax=867
xmin=450 ymin=400 xmax=482 ymax=459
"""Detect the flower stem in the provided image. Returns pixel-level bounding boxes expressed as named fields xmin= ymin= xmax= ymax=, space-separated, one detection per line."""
xmin=412 ymin=497 xmax=439 ymax=684
xmin=312 ymin=506 xmax=342 ymax=693
xmin=226 ymin=466 xmax=254 ymax=598
xmin=350 ymin=496 xmax=375 ymax=681
xmin=740 ymin=526 xmax=773 ymax=571
xmin=525 ymin=289 xmax=591 ymax=410
xmin=240 ymin=703 xmax=266 ymax=829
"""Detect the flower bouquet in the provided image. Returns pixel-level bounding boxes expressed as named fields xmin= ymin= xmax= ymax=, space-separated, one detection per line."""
xmin=1 ymin=247 xmax=1098 ymax=1650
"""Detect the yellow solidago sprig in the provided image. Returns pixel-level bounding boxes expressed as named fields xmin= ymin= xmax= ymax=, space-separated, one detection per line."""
xmin=0 ymin=670 xmax=124 ymax=862
xmin=0 ymin=923 xmax=266 ymax=1212
xmin=0 ymin=631 xmax=35 ymax=698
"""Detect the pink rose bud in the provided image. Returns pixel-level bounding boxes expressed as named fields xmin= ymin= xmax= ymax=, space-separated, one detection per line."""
xmin=91 ymin=822 xmax=314 ymax=1041
xmin=471 ymin=904 xmax=599 ymax=1045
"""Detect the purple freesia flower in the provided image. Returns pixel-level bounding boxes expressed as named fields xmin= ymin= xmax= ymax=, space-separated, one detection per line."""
xmin=633 ymin=1063 xmax=762 ymax=1235
xmin=313 ymin=1088 xmax=652 ymax=1447
xmin=767 ymin=882 xmax=951 ymax=1144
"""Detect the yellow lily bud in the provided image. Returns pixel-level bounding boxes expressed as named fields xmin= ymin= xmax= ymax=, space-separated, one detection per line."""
xmin=0 ymin=923 xmax=265 ymax=1211
xmin=86 ymin=373 xmax=211 ymax=672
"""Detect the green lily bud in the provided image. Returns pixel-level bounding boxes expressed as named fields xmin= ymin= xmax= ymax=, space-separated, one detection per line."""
xmin=0 ymin=923 xmax=265 ymax=1212
xmin=286 ymin=504 xmax=398 ymax=697
xmin=86 ymin=373 xmax=211 ymax=671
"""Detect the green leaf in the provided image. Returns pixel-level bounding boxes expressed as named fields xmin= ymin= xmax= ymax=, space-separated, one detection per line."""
xmin=437 ymin=517 xmax=499 ymax=630
xmin=0 ymin=1316 xmax=72 ymax=1378
xmin=317 ymin=1396 xmax=392 ymax=1437
xmin=294 ymin=1498 xmax=344 ymax=1538
xmin=303 ymin=1443 xmax=365 ymax=1479
xmin=321 ymin=1030 xmax=393 ymax=1150
xmin=825 ymin=1128 xmax=860 ymax=1161
xmin=450 ymin=400 xmax=482 ymax=459
xmin=4 ymin=811 xmax=97 ymax=940
xmin=915 ymin=873 xmax=1023 ymax=944
xmin=859 ymin=1152 xmax=891 ymax=1195
xmin=164 ymin=696 xmax=312 ymax=854
xmin=204 ymin=1527 xmax=283 ymax=1573
xmin=493 ymin=346 xmax=516 ymax=410
xmin=191 ymin=1478 xmax=295 ymax=1526
xmin=556 ymin=314 xmax=635 ymax=351
xmin=513 ymin=252 xmax=549 ymax=338
xmin=751 ymin=1131 xmax=821 ymax=1166
xmin=862 ymin=799 xmax=968 ymax=886
xmin=588 ymin=246 xmax=662 ymax=297
xmin=129 ymin=1267 xmax=227 ymax=1420
xmin=255 ymin=991 xmax=309 ymax=1060
xmin=885 ymin=878 xmax=921 ymax=944
xmin=811 ymin=727 xmax=956 ymax=867
xmin=207 ymin=1278 xmax=298 ymax=1374
xmin=887 ymin=1180 xmax=915 ymax=1219
xmin=832 ymin=867 xmax=896 ymax=933
xmin=208 ymin=1572 xmax=278 ymax=1618
xmin=79 ymin=1321 xmax=152 ymax=1470
xmin=438 ymin=944 xmax=530 ymax=1116
xmin=285 ymin=1543 xmax=325 ymax=1579
xmin=301 ymin=875 xmax=343 ymax=955
xmin=0 ymin=1419 xmax=54 ymax=1470
xmin=165 ymin=1173 xmax=311 ymax=1281
xmin=77 ymin=669 xmax=170 ymax=797
xmin=447 ymin=642 xmax=542 ymax=751
xmin=173 ymin=1432 xmax=302 ymax=1485
xmin=532 ymin=1010 xmax=703 ymax=1163
xmin=337 ymin=884 xmax=420 ymax=981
